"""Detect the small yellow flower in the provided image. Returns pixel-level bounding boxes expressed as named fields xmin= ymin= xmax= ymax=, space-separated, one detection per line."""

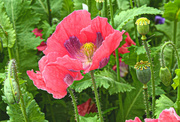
xmin=95 ymin=0 xmax=104 ymax=3
xmin=134 ymin=60 xmax=150 ymax=70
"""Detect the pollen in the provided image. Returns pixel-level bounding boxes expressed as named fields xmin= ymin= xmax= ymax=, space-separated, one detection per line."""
xmin=95 ymin=0 xmax=104 ymax=3
xmin=135 ymin=17 xmax=150 ymax=25
xmin=134 ymin=60 xmax=150 ymax=70
xmin=81 ymin=42 xmax=96 ymax=59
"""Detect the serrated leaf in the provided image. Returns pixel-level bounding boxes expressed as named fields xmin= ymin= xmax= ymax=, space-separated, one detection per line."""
xmin=122 ymin=68 xmax=145 ymax=121
xmin=71 ymin=69 xmax=134 ymax=95
xmin=0 ymin=2 xmax=16 ymax=48
xmin=155 ymin=94 xmax=174 ymax=118
xmin=5 ymin=84 xmax=47 ymax=122
xmin=79 ymin=115 xmax=98 ymax=122
xmin=114 ymin=5 xmax=162 ymax=30
xmin=163 ymin=0 xmax=180 ymax=21
xmin=116 ymin=0 xmax=130 ymax=11
xmin=2 ymin=0 xmax=42 ymax=87
xmin=172 ymin=69 xmax=180 ymax=90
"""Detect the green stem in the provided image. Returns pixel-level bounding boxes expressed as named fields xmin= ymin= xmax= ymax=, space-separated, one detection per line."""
xmin=8 ymin=60 xmax=28 ymax=122
xmin=90 ymin=71 xmax=104 ymax=122
xmin=47 ymin=0 xmax=52 ymax=26
xmin=104 ymin=0 xmax=107 ymax=17
xmin=47 ymin=95 xmax=56 ymax=122
xmin=160 ymin=41 xmax=180 ymax=115
xmin=142 ymin=36 xmax=155 ymax=118
xmin=161 ymin=41 xmax=180 ymax=68
xmin=68 ymin=87 xmax=79 ymax=122
xmin=88 ymin=0 xmax=91 ymax=12
xmin=130 ymin=0 xmax=133 ymax=8
xmin=170 ymin=20 xmax=177 ymax=70
xmin=143 ymin=84 xmax=150 ymax=118
xmin=109 ymin=0 xmax=124 ymax=121
xmin=0 ymin=25 xmax=13 ymax=60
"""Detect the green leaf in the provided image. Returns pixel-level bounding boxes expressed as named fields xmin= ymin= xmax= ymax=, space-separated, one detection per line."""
xmin=123 ymin=68 xmax=145 ymax=121
xmin=71 ymin=69 xmax=134 ymax=95
xmin=116 ymin=0 xmax=130 ymax=11
xmin=0 ymin=1 xmax=16 ymax=48
xmin=172 ymin=69 xmax=180 ymax=90
xmin=5 ymin=84 xmax=47 ymax=122
xmin=114 ymin=5 xmax=162 ymax=30
xmin=155 ymin=94 xmax=174 ymax=118
xmin=2 ymin=0 xmax=42 ymax=89
xmin=163 ymin=0 xmax=180 ymax=21
xmin=74 ymin=0 xmax=86 ymax=10
xmin=79 ymin=115 xmax=98 ymax=122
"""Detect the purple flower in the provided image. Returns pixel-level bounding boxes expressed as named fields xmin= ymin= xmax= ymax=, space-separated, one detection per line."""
xmin=155 ymin=16 xmax=165 ymax=24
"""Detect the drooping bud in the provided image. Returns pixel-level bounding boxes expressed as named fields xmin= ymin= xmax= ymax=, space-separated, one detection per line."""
xmin=135 ymin=17 xmax=150 ymax=35
xmin=4 ymin=59 xmax=20 ymax=104
xmin=159 ymin=67 xmax=172 ymax=86
xmin=134 ymin=60 xmax=151 ymax=84
xmin=4 ymin=78 xmax=20 ymax=104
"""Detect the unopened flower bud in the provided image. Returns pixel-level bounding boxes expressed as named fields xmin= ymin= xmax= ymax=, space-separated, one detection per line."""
xmin=96 ymin=2 xmax=103 ymax=11
xmin=4 ymin=78 xmax=20 ymax=104
xmin=135 ymin=17 xmax=150 ymax=35
xmin=159 ymin=67 xmax=172 ymax=86
xmin=134 ymin=60 xmax=151 ymax=84
xmin=52 ymin=18 xmax=59 ymax=25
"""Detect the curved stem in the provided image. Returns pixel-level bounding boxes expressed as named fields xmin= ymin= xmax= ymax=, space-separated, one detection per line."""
xmin=170 ymin=19 xmax=177 ymax=70
xmin=161 ymin=41 xmax=180 ymax=68
xmin=88 ymin=0 xmax=91 ymax=12
xmin=67 ymin=87 xmax=79 ymax=122
xmin=142 ymin=37 xmax=155 ymax=118
xmin=90 ymin=71 xmax=104 ymax=122
xmin=143 ymin=84 xmax=150 ymax=118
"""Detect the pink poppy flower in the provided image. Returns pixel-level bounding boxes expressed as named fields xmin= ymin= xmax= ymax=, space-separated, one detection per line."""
xmin=126 ymin=107 xmax=180 ymax=122
xmin=77 ymin=98 xmax=97 ymax=116
xmin=118 ymin=32 xmax=136 ymax=54
xmin=126 ymin=117 xmax=142 ymax=122
xmin=32 ymin=28 xmax=47 ymax=51
xmin=113 ymin=58 xmax=128 ymax=77
xmin=43 ymin=10 xmax=124 ymax=73
xmin=32 ymin=28 xmax=43 ymax=39
xmin=27 ymin=53 xmax=83 ymax=99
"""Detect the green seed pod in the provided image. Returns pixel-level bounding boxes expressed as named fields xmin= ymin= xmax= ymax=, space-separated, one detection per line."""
xmin=135 ymin=60 xmax=151 ymax=84
xmin=4 ymin=78 xmax=20 ymax=104
xmin=96 ymin=2 xmax=103 ymax=11
xmin=159 ymin=67 xmax=172 ymax=86
xmin=135 ymin=17 xmax=150 ymax=35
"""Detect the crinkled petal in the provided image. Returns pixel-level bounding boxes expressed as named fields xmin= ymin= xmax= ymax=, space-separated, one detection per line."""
xmin=126 ymin=117 xmax=142 ymax=122
xmin=80 ymin=16 xmax=114 ymax=44
xmin=27 ymin=70 xmax=46 ymax=90
xmin=84 ymin=30 xmax=124 ymax=73
xmin=158 ymin=107 xmax=180 ymax=122
xmin=144 ymin=119 xmax=158 ymax=122
xmin=44 ymin=10 xmax=91 ymax=55
xmin=77 ymin=98 xmax=91 ymax=116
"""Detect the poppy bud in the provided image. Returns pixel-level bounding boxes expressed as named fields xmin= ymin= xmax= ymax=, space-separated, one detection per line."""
xmin=96 ymin=2 xmax=103 ymax=11
xmin=134 ymin=60 xmax=151 ymax=84
xmin=159 ymin=67 xmax=172 ymax=86
xmin=4 ymin=78 xmax=20 ymax=104
xmin=135 ymin=17 xmax=150 ymax=35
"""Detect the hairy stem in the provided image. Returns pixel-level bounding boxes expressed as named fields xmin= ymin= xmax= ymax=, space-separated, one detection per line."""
xmin=90 ymin=71 xmax=104 ymax=122
xmin=68 ymin=87 xmax=79 ymax=122
xmin=142 ymin=36 xmax=155 ymax=118
xmin=143 ymin=84 xmax=150 ymax=118
xmin=109 ymin=0 xmax=124 ymax=121
xmin=160 ymin=41 xmax=180 ymax=115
